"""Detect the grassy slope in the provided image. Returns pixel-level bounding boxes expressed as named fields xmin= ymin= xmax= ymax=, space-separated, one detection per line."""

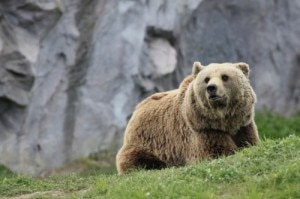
xmin=0 ymin=113 xmax=299 ymax=199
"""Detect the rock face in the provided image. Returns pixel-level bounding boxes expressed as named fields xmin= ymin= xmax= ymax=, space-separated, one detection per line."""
xmin=0 ymin=0 xmax=299 ymax=175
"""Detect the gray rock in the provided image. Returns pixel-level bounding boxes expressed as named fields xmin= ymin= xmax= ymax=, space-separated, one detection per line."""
xmin=0 ymin=0 xmax=299 ymax=175
xmin=178 ymin=0 xmax=300 ymax=115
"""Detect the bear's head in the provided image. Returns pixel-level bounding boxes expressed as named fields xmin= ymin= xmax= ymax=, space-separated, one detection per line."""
xmin=192 ymin=62 xmax=255 ymax=113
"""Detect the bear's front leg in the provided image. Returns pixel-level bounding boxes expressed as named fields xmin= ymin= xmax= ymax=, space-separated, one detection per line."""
xmin=232 ymin=122 xmax=260 ymax=148
xmin=116 ymin=145 xmax=167 ymax=174
xmin=200 ymin=132 xmax=238 ymax=159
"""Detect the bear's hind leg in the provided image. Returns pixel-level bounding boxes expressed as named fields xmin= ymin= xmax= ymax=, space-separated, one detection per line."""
xmin=116 ymin=145 xmax=167 ymax=174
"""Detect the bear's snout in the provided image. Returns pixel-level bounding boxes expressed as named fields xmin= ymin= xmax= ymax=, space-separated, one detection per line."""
xmin=207 ymin=84 xmax=217 ymax=95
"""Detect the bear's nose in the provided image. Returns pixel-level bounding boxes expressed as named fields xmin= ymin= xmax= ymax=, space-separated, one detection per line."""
xmin=207 ymin=84 xmax=217 ymax=94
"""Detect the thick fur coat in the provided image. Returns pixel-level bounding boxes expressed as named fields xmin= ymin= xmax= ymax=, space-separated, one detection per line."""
xmin=116 ymin=62 xmax=259 ymax=174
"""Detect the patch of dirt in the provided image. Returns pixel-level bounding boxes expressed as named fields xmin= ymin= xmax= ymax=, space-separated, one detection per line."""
xmin=3 ymin=189 xmax=89 ymax=199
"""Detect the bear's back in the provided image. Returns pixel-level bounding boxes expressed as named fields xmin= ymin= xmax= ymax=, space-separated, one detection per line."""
xmin=126 ymin=75 xmax=195 ymax=142
xmin=125 ymin=90 xmax=179 ymax=142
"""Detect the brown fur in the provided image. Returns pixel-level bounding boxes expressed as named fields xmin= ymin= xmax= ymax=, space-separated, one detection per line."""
xmin=116 ymin=62 xmax=259 ymax=174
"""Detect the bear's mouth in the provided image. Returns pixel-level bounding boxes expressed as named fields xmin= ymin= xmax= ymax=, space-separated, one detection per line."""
xmin=208 ymin=95 xmax=227 ymax=108
xmin=209 ymin=95 xmax=223 ymax=101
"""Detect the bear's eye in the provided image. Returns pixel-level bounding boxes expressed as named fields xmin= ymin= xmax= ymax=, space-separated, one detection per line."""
xmin=204 ymin=77 xmax=210 ymax=83
xmin=222 ymin=75 xmax=229 ymax=82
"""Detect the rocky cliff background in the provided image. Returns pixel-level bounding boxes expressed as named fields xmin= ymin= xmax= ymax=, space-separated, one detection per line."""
xmin=0 ymin=0 xmax=299 ymax=176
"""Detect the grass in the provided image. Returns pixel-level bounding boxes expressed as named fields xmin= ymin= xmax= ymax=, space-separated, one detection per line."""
xmin=0 ymin=112 xmax=299 ymax=199
xmin=256 ymin=111 xmax=300 ymax=139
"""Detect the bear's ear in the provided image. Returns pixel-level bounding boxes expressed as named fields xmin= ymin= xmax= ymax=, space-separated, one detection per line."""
xmin=192 ymin=62 xmax=203 ymax=78
xmin=235 ymin=62 xmax=250 ymax=78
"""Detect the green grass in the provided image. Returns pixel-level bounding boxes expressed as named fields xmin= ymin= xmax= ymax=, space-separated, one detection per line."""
xmin=256 ymin=111 xmax=300 ymax=139
xmin=0 ymin=136 xmax=299 ymax=199
xmin=0 ymin=112 xmax=299 ymax=199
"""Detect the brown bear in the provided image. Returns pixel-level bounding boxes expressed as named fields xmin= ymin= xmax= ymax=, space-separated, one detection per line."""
xmin=116 ymin=62 xmax=259 ymax=174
